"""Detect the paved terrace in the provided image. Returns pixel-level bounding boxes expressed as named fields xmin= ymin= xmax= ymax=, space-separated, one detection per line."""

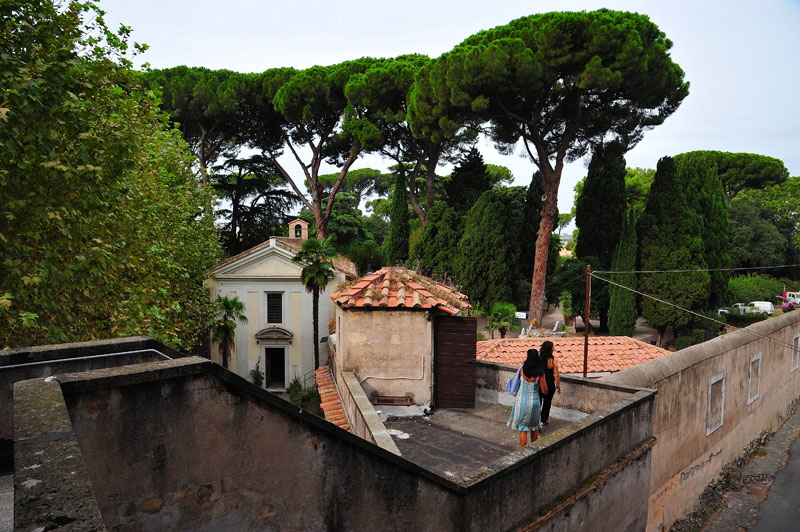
xmin=384 ymin=402 xmax=587 ymax=481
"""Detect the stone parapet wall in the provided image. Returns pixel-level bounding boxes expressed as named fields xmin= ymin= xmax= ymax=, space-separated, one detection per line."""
xmin=13 ymin=354 xmax=656 ymax=531
xmin=601 ymin=310 xmax=800 ymax=531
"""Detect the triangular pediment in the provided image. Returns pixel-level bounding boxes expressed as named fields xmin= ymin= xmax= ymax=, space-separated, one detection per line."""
xmin=213 ymin=240 xmax=301 ymax=278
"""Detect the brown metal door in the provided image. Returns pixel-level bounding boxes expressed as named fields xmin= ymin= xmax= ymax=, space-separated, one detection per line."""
xmin=434 ymin=315 xmax=477 ymax=409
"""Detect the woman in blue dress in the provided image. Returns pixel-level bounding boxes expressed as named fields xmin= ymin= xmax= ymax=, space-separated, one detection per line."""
xmin=507 ymin=348 xmax=549 ymax=447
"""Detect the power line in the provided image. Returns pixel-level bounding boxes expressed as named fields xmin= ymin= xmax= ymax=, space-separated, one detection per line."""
xmin=594 ymin=264 xmax=800 ymax=275
xmin=589 ymin=272 xmax=797 ymax=351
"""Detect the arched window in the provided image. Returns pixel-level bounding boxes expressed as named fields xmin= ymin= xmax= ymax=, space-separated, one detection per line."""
xmin=294 ymin=224 xmax=302 ymax=238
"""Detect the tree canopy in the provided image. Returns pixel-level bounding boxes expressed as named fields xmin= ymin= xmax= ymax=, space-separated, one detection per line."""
xmin=410 ymin=9 xmax=688 ymax=326
xmin=1 ymin=0 xmax=222 ymax=349
xmin=674 ymin=151 xmax=789 ymax=201
xmin=144 ymin=66 xmax=248 ymax=184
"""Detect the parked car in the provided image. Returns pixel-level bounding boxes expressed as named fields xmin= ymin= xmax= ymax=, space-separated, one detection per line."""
xmin=749 ymin=301 xmax=775 ymax=315
xmin=785 ymin=292 xmax=800 ymax=305
xmin=718 ymin=301 xmax=774 ymax=316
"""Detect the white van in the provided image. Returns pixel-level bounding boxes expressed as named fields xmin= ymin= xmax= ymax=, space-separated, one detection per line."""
xmin=785 ymin=292 xmax=800 ymax=305
xmin=748 ymin=301 xmax=775 ymax=315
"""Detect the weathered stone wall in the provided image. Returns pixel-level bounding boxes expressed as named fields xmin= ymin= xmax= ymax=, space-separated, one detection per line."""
xmin=0 ymin=336 xmax=181 ymax=471
xmin=15 ymin=356 xmax=655 ymax=531
xmin=601 ymin=310 xmax=800 ymax=531
xmin=477 ymin=361 xmax=632 ymax=412
xmin=335 ymin=307 xmax=434 ymax=405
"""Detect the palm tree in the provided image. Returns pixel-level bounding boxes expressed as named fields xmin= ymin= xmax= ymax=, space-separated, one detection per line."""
xmin=489 ymin=302 xmax=521 ymax=339
xmin=212 ymin=295 xmax=248 ymax=369
xmin=292 ymin=237 xmax=336 ymax=369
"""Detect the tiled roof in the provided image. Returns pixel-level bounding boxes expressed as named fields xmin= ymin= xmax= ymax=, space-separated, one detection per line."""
xmin=315 ymin=366 xmax=350 ymax=432
xmin=476 ymin=336 xmax=671 ymax=374
xmin=212 ymin=237 xmax=358 ymax=278
xmin=330 ymin=266 xmax=471 ymax=315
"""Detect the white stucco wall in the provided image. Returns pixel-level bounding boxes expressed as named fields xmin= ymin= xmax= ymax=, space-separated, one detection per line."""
xmin=208 ymin=238 xmax=347 ymax=388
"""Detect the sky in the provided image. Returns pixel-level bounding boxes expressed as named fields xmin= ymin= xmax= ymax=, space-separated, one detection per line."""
xmin=99 ymin=0 xmax=800 ymax=223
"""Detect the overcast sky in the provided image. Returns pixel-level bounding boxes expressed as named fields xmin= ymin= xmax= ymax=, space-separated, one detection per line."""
xmin=99 ymin=0 xmax=800 ymax=220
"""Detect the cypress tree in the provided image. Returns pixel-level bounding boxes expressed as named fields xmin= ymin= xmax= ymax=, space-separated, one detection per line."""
xmin=410 ymin=203 xmax=462 ymax=281
xmin=456 ymin=187 xmax=527 ymax=311
xmin=638 ymin=157 xmax=710 ymax=345
xmin=385 ymin=171 xmax=410 ymax=265
xmin=443 ymin=148 xmax=491 ymax=215
xmin=675 ymin=152 xmax=731 ymax=310
xmin=575 ymin=142 xmax=627 ymax=268
xmin=575 ymin=142 xmax=627 ymax=330
xmin=608 ymin=210 xmax=638 ymax=336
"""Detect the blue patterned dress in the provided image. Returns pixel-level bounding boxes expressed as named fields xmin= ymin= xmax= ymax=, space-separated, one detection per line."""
xmin=507 ymin=373 xmax=542 ymax=432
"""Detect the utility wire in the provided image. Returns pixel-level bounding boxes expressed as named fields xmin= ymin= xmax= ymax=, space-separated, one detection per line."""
xmin=594 ymin=264 xmax=800 ymax=273
xmin=590 ymin=272 xmax=797 ymax=351
xmin=594 ymin=264 xmax=800 ymax=275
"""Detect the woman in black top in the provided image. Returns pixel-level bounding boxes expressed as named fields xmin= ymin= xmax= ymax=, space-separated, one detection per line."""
xmin=538 ymin=341 xmax=561 ymax=425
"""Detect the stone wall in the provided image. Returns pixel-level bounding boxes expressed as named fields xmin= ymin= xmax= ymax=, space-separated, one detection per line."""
xmin=0 ymin=336 xmax=181 ymax=471
xmin=477 ymin=361 xmax=633 ymax=412
xmin=15 ymin=355 xmax=656 ymax=531
xmin=601 ymin=310 xmax=800 ymax=531
xmin=335 ymin=307 xmax=434 ymax=405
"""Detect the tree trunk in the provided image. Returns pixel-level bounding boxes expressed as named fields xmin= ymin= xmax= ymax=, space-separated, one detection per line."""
xmin=528 ymin=172 xmax=560 ymax=327
xmin=312 ymin=289 xmax=320 ymax=369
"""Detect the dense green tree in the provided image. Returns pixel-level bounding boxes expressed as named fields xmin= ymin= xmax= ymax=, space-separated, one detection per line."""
xmin=292 ymin=237 xmax=336 ymax=369
xmin=247 ymin=60 xmax=382 ymax=239
xmin=212 ymin=154 xmax=298 ymax=255
xmin=456 ymin=187 xmax=528 ymax=310
xmin=385 ymin=170 xmax=410 ymax=265
xmin=212 ymin=295 xmax=248 ymax=369
xmin=410 ymin=10 xmax=688 ymax=327
xmin=298 ymin=193 xmax=374 ymax=253
xmin=727 ymin=201 xmax=787 ymax=270
xmin=734 ymin=176 xmax=800 ymax=278
xmin=0 ymin=0 xmax=222 ymax=349
xmin=638 ymin=157 xmax=709 ymax=346
xmin=442 ymin=148 xmax=492 ymax=214
xmin=675 ymin=152 xmax=731 ymax=309
xmin=575 ymin=142 xmax=627 ymax=268
xmin=575 ymin=142 xmax=627 ymax=330
xmin=144 ymin=66 xmax=248 ymax=184
xmin=608 ymin=211 xmax=638 ymax=336
xmin=410 ymin=203 xmax=463 ymax=281
xmin=346 ymin=55 xmax=475 ymax=225
xmin=673 ymin=151 xmax=789 ymax=201
xmin=624 ymin=167 xmax=656 ymax=217
xmin=317 ymin=168 xmax=391 ymax=208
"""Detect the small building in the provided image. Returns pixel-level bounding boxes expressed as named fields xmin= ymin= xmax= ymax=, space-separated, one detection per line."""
xmin=330 ymin=266 xmax=473 ymax=408
xmin=207 ymin=219 xmax=357 ymax=390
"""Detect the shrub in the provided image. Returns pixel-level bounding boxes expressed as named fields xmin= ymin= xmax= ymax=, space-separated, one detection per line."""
xmin=725 ymin=312 xmax=769 ymax=328
xmin=727 ymin=275 xmax=786 ymax=305
xmin=249 ymin=360 xmax=264 ymax=387
xmin=289 ymin=375 xmax=303 ymax=406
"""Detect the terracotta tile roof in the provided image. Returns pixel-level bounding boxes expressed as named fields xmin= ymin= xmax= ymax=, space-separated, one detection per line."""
xmin=315 ymin=366 xmax=350 ymax=432
xmin=212 ymin=237 xmax=358 ymax=278
xmin=476 ymin=336 xmax=671 ymax=374
xmin=330 ymin=266 xmax=471 ymax=315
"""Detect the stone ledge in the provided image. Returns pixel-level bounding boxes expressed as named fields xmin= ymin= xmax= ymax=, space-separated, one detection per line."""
xmin=13 ymin=378 xmax=105 ymax=531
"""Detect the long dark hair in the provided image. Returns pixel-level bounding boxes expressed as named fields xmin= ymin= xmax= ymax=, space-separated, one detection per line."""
xmin=522 ymin=348 xmax=544 ymax=379
xmin=540 ymin=340 xmax=554 ymax=361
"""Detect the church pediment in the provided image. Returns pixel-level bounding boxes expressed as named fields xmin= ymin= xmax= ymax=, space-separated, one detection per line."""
xmin=255 ymin=326 xmax=294 ymax=343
